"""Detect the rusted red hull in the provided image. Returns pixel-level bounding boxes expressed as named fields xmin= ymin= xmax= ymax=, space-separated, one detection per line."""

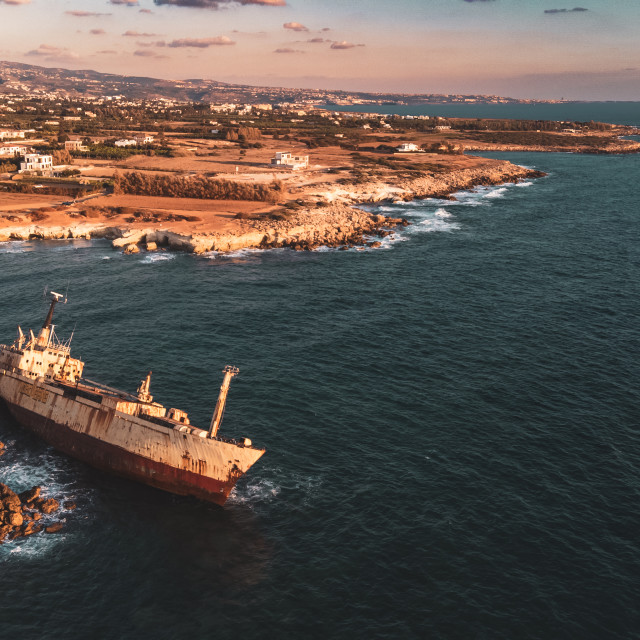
xmin=4 ymin=401 xmax=236 ymax=506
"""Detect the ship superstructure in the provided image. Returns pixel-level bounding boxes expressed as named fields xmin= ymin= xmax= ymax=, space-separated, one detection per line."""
xmin=0 ymin=293 xmax=264 ymax=505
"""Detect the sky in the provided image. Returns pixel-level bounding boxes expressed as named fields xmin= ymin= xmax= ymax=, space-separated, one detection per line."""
xmin=1 ymin=0 xmax=639 ymax=100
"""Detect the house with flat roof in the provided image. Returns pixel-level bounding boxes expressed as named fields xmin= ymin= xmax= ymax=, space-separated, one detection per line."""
xmin=271 ymin=151 xmax=309 ymax=170
xmin=0 ymin=144 xmax=28 ymax=157
xmin=65 ymin=139 xmax=86 ymax=151
xmin=396 ymin=142 xmax=420 ymax=153
xmin=20 ymin=154 xmax=53 ymax=175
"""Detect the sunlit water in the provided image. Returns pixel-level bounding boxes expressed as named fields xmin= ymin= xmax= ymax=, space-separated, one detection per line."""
xmin=1 ymin=151 xmax=639 ymax=639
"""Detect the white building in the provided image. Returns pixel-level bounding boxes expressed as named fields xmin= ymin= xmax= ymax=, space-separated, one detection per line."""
xmin=65 ymin=139 xmax=85 ymax=151
xmin=270 ymin=151 xmax=309 ymax=170
xmin=20 ymin=154 xmax=53 ymax=174
xmin=134 ymin=134 xmax=154 ymax=145
xmin=0 ymin=130 xmax=26 ymax=140
xmin=396 ymin=143 xmax=420 ymax=153
xmin=0 ymin=144 xmax=28 ymax=157
xmin=114 ymin=139 xmax=137 ymax=147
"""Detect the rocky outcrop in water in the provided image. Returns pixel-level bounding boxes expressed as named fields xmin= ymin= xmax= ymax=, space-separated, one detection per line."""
xmin=0 ymin=480 xmax=70 ymax=543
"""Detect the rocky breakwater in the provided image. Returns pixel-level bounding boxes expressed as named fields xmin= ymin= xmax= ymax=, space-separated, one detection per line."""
xmin=110 ymin=204 xmax=408 ymax=254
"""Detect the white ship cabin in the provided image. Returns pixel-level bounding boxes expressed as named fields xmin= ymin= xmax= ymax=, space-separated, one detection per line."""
xmin=20 ymin=154 xmax=54 ymax=175
xmin=396 ymin=142 xmax=420 ymax=153
xmin=0 ymin=325 xmax=84 ymax=384
xmin=270 ymin=151 xmax=309 ymax=170
xmin=0 ymin=293 xmax=83 ymax=384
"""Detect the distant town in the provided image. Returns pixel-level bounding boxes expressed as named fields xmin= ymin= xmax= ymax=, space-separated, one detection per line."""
xmin=0 ymin=60 xmax=567 ymax=106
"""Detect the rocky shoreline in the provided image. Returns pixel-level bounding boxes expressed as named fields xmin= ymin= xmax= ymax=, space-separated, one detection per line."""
xmin=0 ymin=443 xmax=73 ymax=543
xmin=0 ymin=159 xmax=544 ymax=254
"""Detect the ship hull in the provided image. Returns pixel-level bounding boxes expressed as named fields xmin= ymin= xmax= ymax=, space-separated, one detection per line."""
xmin=0 ymin=372 xmax=264 ymax=506
xmin=3 ymin=400 xmax=236 ymax=505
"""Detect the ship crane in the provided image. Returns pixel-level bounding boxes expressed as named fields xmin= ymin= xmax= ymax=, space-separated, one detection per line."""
xmin=209 ymin=365 xmax=239 ymax=438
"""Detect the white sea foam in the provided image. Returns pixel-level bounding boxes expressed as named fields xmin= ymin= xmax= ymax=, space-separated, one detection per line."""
xmin=138 ymin=253 xmax=176 ymax=264
xmin=434 ymin=208 xmax=453 ymax=218
xmin=228 ymin=477 xmax=281 ymax=507
xmin=516 ymin=181 xmax=533 ymax=187
xmin=0 ymin=443 xmax=93 ymax=558
xmin=483 ymin=187 xmax=507 ymax=199
xmin=0 ymin=242 xmax=32 ymax=254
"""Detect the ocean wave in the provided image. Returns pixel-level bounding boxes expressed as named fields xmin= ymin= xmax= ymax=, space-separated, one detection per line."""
xmin=138 ymin=253 xmax=176 ymax=264
xmin=483 ymin=187 xmax=507 ymax=199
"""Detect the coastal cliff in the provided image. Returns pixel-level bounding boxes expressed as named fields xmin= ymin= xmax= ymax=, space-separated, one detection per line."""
xmin=0 ymin=159 xmax=543 ymax=253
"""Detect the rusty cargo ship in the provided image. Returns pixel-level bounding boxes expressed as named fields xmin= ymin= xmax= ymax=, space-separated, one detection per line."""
xmin=0 ymin=292 xmax=265 ymax=506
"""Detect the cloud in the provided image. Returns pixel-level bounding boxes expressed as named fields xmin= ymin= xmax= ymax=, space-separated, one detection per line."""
xmin=134 ymin=49 xmax=168 ymax=58
xmin=90 ymin=29 xmax=106 ymax=35
xmin=306 ymin=37 xmax=325 ymax=43
xmin=330 ymin=41 xmax=364 ymax=50
xmin=0 ymin=0 xmax=31 ymax=4
xmin=26 ymin=44 xmax=80 ymax=62
xmin=283 ymin=21 xmax=307 ymax=32
xmin=274 ymin=47 xmax=304 ymax=54
xmin=123 ymin=30 xmax=161 ymax=36
xmin=96 ymin=49 xmax=118 ymax=54
xmin=110 ymin=0 xmax=138 ymax=4
xmin=65 ymin=10 xmax=111 ymax=17
xmin=544 ymin=7 xmax=589 ymax=13
xmin=153 ymin=0 xmax=285 ymax=7
xmin=462 ymin=0 xmax=495 ymax=3
xmin=139 ymin=8 xmax=153 ymax=12
xmin=167 ymin=36 xmax=235 ymax=47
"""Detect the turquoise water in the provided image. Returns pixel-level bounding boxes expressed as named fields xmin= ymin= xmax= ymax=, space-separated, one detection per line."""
xmin=326 ymin=102 xmax=640 ymax=126
xmin=1 ymin=150 xmax=640 ymax=639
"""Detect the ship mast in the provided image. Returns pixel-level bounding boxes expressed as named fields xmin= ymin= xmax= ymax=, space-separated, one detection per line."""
xmin=37 ymin=291 xmax=65 ymax=348
xmin=208 ymin=366 xmax=239 ymax=438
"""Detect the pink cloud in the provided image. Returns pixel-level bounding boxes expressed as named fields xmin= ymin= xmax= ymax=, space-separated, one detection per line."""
xmin=167 ymin=36 xmax=235 ymax=47
xmin=283 ymin=21 xmax=308 ymax=32
xmin=330 ymin=41 xmax=364 ymax=50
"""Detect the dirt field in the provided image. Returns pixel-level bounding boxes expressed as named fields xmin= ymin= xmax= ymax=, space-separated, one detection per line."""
xmin=0 ymin=193 xmax=69 ymax=212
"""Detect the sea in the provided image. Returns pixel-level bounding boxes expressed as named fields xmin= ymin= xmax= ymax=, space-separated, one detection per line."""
xmin=1 ymin=105 xmax=640 ymax=640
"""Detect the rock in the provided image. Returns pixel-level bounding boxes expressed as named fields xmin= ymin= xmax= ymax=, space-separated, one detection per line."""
xmin=123 ymin=243 xmax=140 ymax=254
xmin=63 ymin=501 xmax=77 ymax=511
xmin=8 ymin=528 xmax=23 ymax=541
xmin=2 ymin=494 xmax=22 ymax=513
xmin=0 ymin=483 xmax=17 ymax=499
xmin=145 ymin=241 xmax=157 ymax=252
xmin=39 ymin=498 xmax=60 ymax=515
xmin=19 ymin=486 xmax=41 ymax=504
xmin=45 ymin=523 xmax=64 ymax=534
xmin=7 ymin=512 xmax=23 ymax=528
xmin=22 ymin=522 xmax=43 ymax=537
xmin=0 ymin=441 xmax=4 ymax=449
xmin=32 ymin=512 xmax=42 ymax=521
xmin=369 ymin=241 xmax=382 ymax=248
